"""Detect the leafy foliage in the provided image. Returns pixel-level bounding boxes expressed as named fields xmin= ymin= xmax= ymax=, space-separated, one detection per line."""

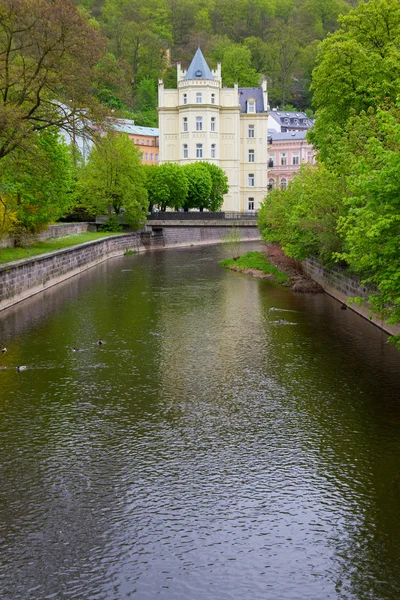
xmin=0 ymin=129 xmax=75 ymax=237
xmin=78 ymin=133 xmax=148 ymax=229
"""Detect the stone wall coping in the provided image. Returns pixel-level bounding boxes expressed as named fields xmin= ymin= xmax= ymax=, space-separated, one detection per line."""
xmin=0 ymin=233 xmax=137 ymax=273
xmin=148 ymin=219 xmax=258 ymax=227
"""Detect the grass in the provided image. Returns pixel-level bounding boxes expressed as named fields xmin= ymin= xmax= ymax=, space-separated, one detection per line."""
xmin=220 ymin=251 xmax=290 ymax=285
xmin=0 ymin=232 xmax=123 ymax=265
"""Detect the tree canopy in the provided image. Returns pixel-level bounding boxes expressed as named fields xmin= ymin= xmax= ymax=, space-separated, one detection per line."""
xmin=0 ymin=0 xmax=107 ymax=160
xmin=78 ymin=133 xmax=148 ymax=228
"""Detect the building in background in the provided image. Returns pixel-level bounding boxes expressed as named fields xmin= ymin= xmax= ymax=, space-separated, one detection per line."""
xmin=158 ymin=47 xmax=268 ymax=212
xmin=268 ymin=109 xmax=314 ymax=133
xmin=267 ymin=130 xmax=316 ymax=190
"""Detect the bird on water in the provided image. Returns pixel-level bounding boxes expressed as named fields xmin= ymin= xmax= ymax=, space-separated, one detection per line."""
xmin=16 ymin=366 xmax=27 ymax=372
xmin=1 ymin=347 xmax=7 ymax=354
xmin=97 ymin=339 xmax=104 ymax=345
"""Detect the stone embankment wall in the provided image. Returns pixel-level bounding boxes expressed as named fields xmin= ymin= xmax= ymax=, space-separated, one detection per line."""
xmin=0 ymin=233 xmax=143 ymax=311
xmin=158 ymin=225 xmax=260 ymax=247
xmin=302 ymin=257 xmax=400 ymax=336
xmin=0 ymin=222 xmax=93 ymax=249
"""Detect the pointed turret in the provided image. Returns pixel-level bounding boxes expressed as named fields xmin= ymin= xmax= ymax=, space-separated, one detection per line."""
xmin=184 ymin=47 xmax=214 ymax=80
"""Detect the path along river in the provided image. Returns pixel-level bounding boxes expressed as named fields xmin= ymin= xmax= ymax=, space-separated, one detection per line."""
xmin=1 ymin=241 xmax=400 ymax=600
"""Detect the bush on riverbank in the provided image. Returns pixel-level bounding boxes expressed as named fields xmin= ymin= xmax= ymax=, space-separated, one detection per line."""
xmin=220 ymin=251 xmax=289 ymax=285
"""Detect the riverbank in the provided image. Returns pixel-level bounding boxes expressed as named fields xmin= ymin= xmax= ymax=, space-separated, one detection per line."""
xmin=221 ymin=247 xmax=324 ymax=293
xmin=0 ymin=232 xmax=122 ymax=265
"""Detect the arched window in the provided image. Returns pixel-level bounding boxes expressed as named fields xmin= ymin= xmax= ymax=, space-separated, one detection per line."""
xmin=280 ymin=178 xmax=287 ymax=190
xmin=269 ymin=178 xmax=275 ymax=188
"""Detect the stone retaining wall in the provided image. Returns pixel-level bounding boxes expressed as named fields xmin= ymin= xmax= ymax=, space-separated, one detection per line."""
xmin=302 ymin=257 xmax=400 ymax=336
xmin=144 ymin=224 xmax=260 ymax=248
xmin=0 ymin=222 xmax=92 ymax=249
xmin=0 ymin=233 xmax=143 ymax=311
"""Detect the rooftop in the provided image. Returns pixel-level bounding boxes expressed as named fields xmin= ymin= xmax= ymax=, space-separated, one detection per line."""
xmin=113 ymin=119 xmax=159 ymax=137
xmin=238 ymin=87 xmax=266 ymax=114
xmin=184 ymin=47 xmax=214 ymax=81
xmin=269 ymin=110 xmax=314 ymax=129
xmin=268 ymin=129 xmax=309 ymax=142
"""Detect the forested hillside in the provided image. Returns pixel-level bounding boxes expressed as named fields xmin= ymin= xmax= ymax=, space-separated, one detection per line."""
xmin=73 ymin=0 xmax=359 ymax=125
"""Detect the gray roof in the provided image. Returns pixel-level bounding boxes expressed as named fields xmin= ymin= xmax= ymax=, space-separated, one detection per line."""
xmin=184 ymin=48 xmax=214 ymax=80
xmin=269 ymin=110 xmax=313 ymax=129
xmin=113 ymin=119 xmax=159 ymax=137
xmin=238 ymin=87 xmax=266 ymax=114
xmin=268 ymin=129 xmax=308 ymax=142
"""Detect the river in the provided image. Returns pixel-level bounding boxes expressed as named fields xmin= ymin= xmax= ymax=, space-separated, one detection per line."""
xmin=1 ymin=241 xmax=400 ymax=600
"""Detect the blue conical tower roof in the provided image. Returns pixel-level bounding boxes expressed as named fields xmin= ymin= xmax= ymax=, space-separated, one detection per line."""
xmin=184 ymin=47 xmax=214 ymax=80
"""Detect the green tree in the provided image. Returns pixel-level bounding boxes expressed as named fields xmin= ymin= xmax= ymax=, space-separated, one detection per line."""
xmin=199 ymin=162 xmax=229 ymax=211
xmin=144 ymin=163 xmax=188 ymax=211
xmin=182 ymin=163 xmax=212 ymax=211
xmin=309 ymin=0 xmax=400 ymax=158
xmin=0 ymin=129 xmax=75 ymax=239
xmin=0 ymin=0 xmax=106 ymax=161
xmin=333 ymin=105 xmax=400 ymax=327
xmin=79 ymin=133 xmax=148 ymax=228
xmin=258 ymin=164 xmax=346 ymax=263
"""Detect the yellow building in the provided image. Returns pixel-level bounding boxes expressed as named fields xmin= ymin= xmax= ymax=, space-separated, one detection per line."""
xmin=158 ymin=48 xmax=269 ymax=212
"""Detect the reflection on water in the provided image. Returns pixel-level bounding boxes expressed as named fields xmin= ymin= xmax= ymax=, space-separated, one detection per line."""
xmin=1 ymin=242 xmax=400 ymax=600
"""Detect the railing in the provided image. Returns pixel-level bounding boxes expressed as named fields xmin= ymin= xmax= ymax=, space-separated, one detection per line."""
xmin=147 ymin=211 xmax=258 ymax=221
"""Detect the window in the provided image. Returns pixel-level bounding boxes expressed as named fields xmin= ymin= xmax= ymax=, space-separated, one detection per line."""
xmin=248 ymin=173 xmax=255 ymax=187
xmin=156 ymin=154 xmax=159 ymax=161
xmin=150 ymin=153 xmax=153 ymax=160
xmin=146 ymin=140 xmax=149 ymax=145
xmin=268 ymin=178 xmax=275 ymax=189
xmin=211 ymin=144 xmax=216 ymax=158
xmin=292 ymin=152 xmax=299 ymax=165
xmin=268 ymin=154 xmax=275 ymax=167
xmin=145 ymin=153 xmax=148 ymax=160
xmin=136 ymin=139 xmax=139 ymax=144
xmin=183 ymin=117 xmax=188 ymax=132
xmin=183 ymin=144 xmax=188 ymax=159
xmin=280 ymin=178 xmax=287 ymax=189
xmin=248 ymin=125 xmax=255 ymax=138
xmin=196 ymin=116 xmax=203 ymax=131
xmin=248 ymin=198 xmax=255 ymax=211
xmin=248 ymin=100 xmax=256 ymax=113
xmin=248 ymin=149 xmax=254 ymax=163
xmin=152 ymin=140 xmax=155 ymax=146
xmin=196 ymin=92 xmax=202 ymax=104
xmin=281 ymin=153 xmax=287 ymax=166
xmin=211 ymin=93 xmax=215 ymax=104
xmin=211 ymin=117 xmax=216 ymax=132
xmin=196 ymin=143 xmax=203 ymax=158
xmin=307 ymin=151 xmax=313 ymax=163
xmin=183 ymin=93 xmax=187 ymax=105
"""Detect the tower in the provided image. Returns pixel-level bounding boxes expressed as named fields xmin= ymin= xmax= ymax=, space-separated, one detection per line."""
xmin=158 ymin=48 xmax=268 ymax=212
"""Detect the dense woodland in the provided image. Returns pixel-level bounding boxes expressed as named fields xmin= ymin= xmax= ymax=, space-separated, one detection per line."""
xmin=72 ymin=0 xmax=359 ymax=124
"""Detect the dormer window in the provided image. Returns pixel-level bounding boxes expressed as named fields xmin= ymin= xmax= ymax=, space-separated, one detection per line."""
xmin=248 ymin=99 xmax=256 ymax=113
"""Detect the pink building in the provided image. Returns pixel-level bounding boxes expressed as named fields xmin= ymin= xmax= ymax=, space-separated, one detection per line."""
xmin=267 ymin=130 xmax=316 ymax=190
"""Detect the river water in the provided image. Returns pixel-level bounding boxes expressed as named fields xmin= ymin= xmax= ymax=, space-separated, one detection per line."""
xmin=1 ymin=241 xmax=400 ymax=600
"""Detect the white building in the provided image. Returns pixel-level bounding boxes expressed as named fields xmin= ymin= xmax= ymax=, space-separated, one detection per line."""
xmin=158 ymin=48 xmax=269 ymax=212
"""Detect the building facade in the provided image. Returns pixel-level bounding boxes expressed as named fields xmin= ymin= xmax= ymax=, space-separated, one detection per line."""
xmin=267 ymin=130 xmax=316 ymax=190
xmin=158 ymin=48 xmax=268 ymax=212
